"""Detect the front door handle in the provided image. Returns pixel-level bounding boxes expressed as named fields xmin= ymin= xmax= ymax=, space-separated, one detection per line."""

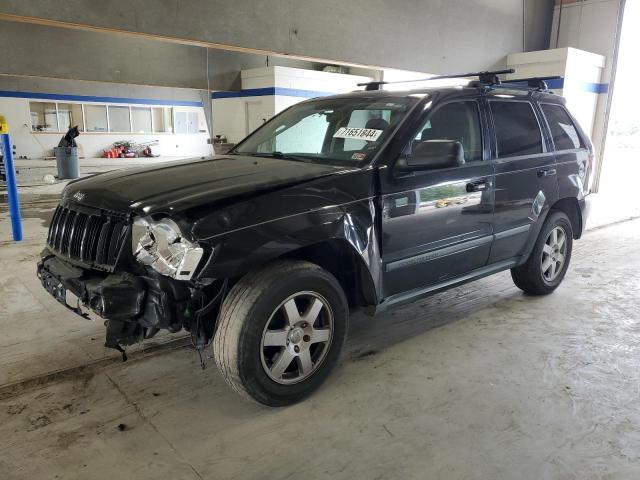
xmin=537 ymin=167 xmax=557 ymax=177
xmin=466 ymin=179 xmax=490 ymax=192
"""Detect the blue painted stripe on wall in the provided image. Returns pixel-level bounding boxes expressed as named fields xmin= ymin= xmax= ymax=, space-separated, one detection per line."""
xmin=0 ymin=90 xmax=203 ymax=107
xmin=212 ymin=86 xmax=335 ymax=99
xmin=579 ymin=82 xmax=609 ymax=94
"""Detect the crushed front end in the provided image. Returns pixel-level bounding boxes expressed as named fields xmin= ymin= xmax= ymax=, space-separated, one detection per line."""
xmin=37 ymin=200 xmax=218 ymax=360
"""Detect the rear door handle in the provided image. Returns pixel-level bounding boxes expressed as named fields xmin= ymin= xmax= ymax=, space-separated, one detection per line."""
xmin=537 ymin=167 xmax=556 ymax=177
xmin=466 ymin=179 xmax=490 ymax=192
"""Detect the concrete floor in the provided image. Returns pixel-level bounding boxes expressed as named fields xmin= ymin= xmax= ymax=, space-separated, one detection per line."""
xmin=1 ymin=193 xmax=640 ymax=479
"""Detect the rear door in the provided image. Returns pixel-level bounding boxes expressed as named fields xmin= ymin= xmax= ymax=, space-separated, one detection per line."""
xmin=380 ymin=98 xmax=495 ymax=297
xmin=539 ymin=103 xmax=592 ymax=205
xmin=487 ymin=98 xmax=559 ymax=264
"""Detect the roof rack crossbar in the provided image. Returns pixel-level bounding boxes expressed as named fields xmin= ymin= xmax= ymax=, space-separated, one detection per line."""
xmin=501 ymin=76 xmax=562 ymax=90
xmin=357 ymin=69 xmax=515 ymax=91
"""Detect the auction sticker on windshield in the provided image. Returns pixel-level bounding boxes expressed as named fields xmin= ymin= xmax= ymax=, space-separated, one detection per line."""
xmin=333 ymin=127 xmax=383 ymax=142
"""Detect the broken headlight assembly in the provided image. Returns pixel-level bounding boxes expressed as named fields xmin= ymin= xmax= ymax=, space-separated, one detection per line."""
xmin=132 ymin=217 xmax=204 ymax=281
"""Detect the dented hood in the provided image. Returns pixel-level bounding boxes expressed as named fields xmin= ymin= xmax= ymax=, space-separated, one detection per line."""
xmin=62 ymin=155 xmax=345 ymax=214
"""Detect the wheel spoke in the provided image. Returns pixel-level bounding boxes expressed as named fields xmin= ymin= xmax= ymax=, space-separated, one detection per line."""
xmin=548 ymin=261 xmax=557 ymax=278
xmin=270 ymin=349 xmax=295 ymax=379
xmin=263 ymin=329 xmax=289 ymax=347
xmin=557 ymin=231 xmax=566 ymax=250
xmin=282 ymin=299 xmax=301 ymax=326
xmin=556 ymin=253 xmax=565 ymax=265
xmin=550 ymin=228 xmax=558 ymax=246
xmin=312 ymin=328 xmax=331 ymax=344
xmin=297 ymin=350 xmax=313 ymax=375
xmin=543 ymin=244 xmax=553 ymax=255
xmin=542 ymin=256 xmax=552 ymax=273
xmin=302 ymin=297 xmax=324 ymax=326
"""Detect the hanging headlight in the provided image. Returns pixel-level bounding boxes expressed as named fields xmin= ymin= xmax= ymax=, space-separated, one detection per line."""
xmin=132 ymin=217 xmax=203 ymax=281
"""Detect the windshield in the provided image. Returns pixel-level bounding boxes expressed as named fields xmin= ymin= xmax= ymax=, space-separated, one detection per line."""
xmin=232 ymin=96 xmax=420 ymax=166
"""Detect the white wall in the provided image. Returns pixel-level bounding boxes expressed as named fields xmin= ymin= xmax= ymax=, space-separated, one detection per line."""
xmin=212 ymin=96 xmax=276 ymax=143
xmin=0 ymin=75 xmax=212 ymax=159
xmin=0 ymin=97 xmax=210 ymax=159
xmin=211 ymin=67 xmax=372 ymax=144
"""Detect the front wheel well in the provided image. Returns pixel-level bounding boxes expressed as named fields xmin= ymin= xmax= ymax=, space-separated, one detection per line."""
xmin=549 ymin=197 xmax=583 ymax=239
xmin=278 ymin=240 xmax=377 ymax=308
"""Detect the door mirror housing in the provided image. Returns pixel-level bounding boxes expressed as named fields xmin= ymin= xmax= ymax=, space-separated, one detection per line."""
xmin=397 ymin=140 xmax=465 ymax=171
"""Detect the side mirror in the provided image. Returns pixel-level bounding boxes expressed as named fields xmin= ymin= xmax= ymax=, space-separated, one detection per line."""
xmin=397 ymin=140 xmax=465 ymax=171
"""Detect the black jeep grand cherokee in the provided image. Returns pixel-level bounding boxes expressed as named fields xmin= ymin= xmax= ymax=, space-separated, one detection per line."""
xmin=38 ymin=76 xmax=592 ymax=406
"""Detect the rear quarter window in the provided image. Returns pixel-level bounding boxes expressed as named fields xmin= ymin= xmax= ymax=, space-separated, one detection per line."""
xmin=541 ymin=104 xmax=584 ymax=151
xmin=490 ymin=101 xmax=544 ymax=158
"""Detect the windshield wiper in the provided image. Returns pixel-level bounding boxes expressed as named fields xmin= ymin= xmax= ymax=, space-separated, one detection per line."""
xmin=244 ymin=152 xmax=312 ymax=163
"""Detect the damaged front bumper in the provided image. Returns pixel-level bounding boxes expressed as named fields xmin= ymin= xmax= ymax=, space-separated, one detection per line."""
xmin=37 ymin=249 xmax=193 ymax=358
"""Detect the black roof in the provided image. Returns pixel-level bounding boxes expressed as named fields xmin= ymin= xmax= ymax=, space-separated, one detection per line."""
xmin=307 ymin=85 xmax=565 ymax=104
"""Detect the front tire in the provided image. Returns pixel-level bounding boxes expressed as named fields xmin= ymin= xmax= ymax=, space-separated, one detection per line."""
xmin=511 ymin=211 xmax=573 ymax=295
xmin=213 ymin=260 xmax=348 ymax=406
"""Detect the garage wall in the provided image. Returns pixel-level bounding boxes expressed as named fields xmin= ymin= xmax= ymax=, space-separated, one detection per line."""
xmin=0 ymin=76 xmax=211 ymax=159
xmin=0 ymin=20 xmax=322 ymax=91
xmin=549 ymin=0 xmax=624 ymax=189
xmin=0 ymin=0 xmax=553 ymax=76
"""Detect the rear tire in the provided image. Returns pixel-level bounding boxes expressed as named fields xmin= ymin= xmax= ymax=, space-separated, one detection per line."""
xmin=511 ymin=211 xmax=573 ymax=295
xmin=213 ymin=260 xmax=348 ymax=406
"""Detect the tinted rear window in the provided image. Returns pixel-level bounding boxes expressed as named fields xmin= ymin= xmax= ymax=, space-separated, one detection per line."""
xmin=541 ymin=104 xmax=583 ymax=150
xmin=490 ymin=101 xmax=543 ymax=158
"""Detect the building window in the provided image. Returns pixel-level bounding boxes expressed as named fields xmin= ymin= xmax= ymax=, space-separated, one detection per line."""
xmin=188 ymin=111 xmax=200 ymax=134
xmin=175 ymin=111 xmax=188 ymax=134
xmin=57 ymin=103 xmax=84 ymax=132
xmin=28 ymin=100 xmax=197 ymax=134
xmin=84 ymin=104 xmax=108 ymax=132
xmin=152 ymin=107 xmax=173 ymax=133
xmin=108 ymin=105 xmax=131 ymax=132
xmin=131 ymin=107 xmax=152 ymax=133
xmin=29 ymin=102 xmax=58 ymax=132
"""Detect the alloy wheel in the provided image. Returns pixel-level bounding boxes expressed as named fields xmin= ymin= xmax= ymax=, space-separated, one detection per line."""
xmin=260 ymin=291 xmax=334 ymax=385
xmin=541 ymin=226 xmax=567 ymax=282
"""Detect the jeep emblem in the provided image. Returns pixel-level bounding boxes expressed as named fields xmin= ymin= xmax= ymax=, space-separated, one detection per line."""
xmin=73 ymin=191 xmax=85 ymax=202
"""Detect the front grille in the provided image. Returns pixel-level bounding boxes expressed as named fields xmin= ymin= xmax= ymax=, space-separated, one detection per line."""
xmin=47 ymin=204 xmax=129 ymax=270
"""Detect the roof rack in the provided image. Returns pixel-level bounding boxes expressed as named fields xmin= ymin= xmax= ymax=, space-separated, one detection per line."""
xmin=500 ymin=76 xmax=562 ymax=91
xmin=357 ymin=69 xmax=515 ymax=91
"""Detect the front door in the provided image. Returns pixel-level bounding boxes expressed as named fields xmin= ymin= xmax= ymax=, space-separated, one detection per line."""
xmin=381 ymin=99 xmax=495 ymax=298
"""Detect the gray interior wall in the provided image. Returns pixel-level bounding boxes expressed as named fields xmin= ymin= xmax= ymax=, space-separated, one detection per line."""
xmin=525 ymin=0 xmax=554 ymax=52
xmin=1 ymin=0 xmax=554 ymax=77
xmin=0 ymin=21 xmax=322 ymax=91
xmin=0 ymin=75 xmax=204 ymax=102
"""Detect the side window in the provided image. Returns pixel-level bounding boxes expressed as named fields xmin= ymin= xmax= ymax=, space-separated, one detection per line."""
xmin=490 ymin=101 xmax=543 ymax=158
xmin=412 ymin=101 xmax=483 ymax=163
xmin=541 ymin=104 xmax=583 ymax=151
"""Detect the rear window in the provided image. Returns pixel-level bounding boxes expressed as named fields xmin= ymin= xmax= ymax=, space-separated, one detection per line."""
xmin=541 ymin=104 xmax=583 ymax=151
xmin=490 ymin=101 xmax=543 ymax=158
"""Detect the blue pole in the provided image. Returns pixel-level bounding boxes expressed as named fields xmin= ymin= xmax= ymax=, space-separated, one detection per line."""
xmin=1 ymin=130 xmax=22 ymax=241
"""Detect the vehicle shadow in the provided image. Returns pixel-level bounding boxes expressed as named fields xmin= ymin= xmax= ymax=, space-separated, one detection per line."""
xmin=344 ymin=271 xmax=523 ymax=361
